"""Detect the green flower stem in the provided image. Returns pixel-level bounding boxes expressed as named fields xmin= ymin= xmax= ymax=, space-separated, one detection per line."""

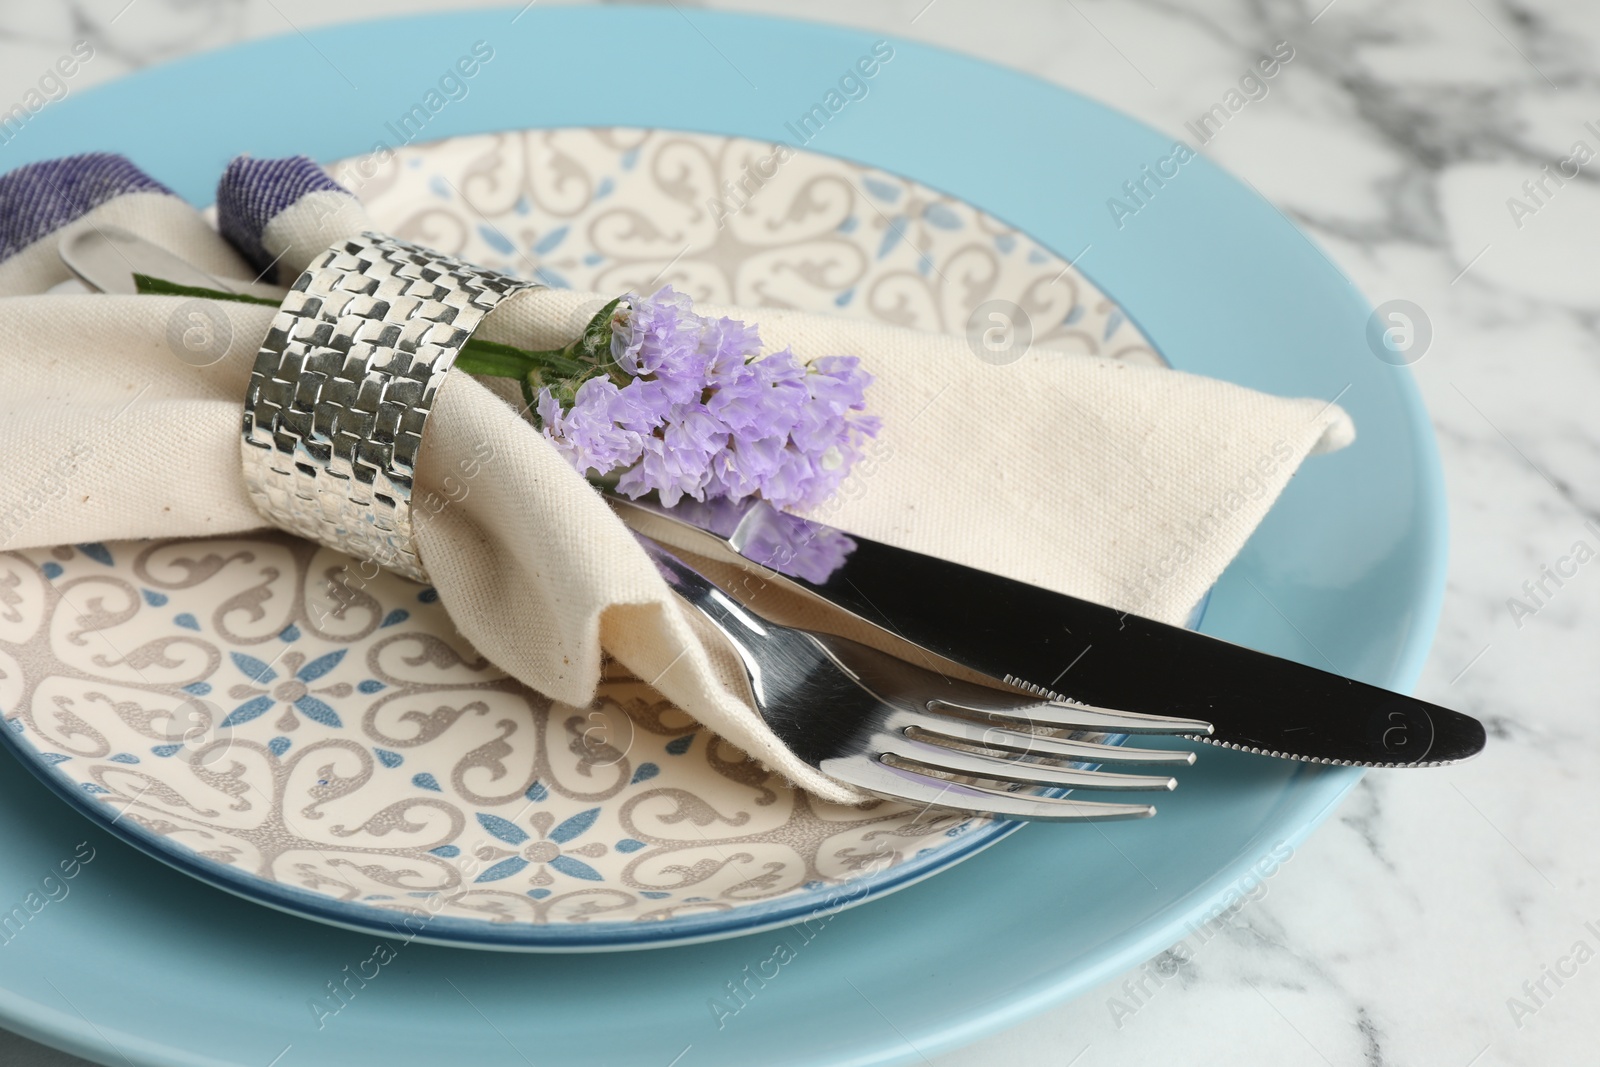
xmin=456 ymin=337 xmax=586 ymax=382
xmin=130 ymin=273 xmax=582 ymax=384
xmin=515 ymin=296 xmax=625 ymax=416
xmin=132 ymin=274 xmax=280 ymax=307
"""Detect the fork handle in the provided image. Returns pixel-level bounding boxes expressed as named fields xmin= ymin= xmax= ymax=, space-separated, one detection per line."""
xmin=632 ymin=532 xmax=774 ymax=646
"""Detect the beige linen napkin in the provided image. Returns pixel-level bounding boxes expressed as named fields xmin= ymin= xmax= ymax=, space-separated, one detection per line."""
xmin=0 ymin=167 xmax=1353 ymax=803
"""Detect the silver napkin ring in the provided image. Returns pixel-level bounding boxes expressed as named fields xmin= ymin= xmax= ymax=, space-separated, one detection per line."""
xmin=240 ymin=231 xmax=542 ymax=582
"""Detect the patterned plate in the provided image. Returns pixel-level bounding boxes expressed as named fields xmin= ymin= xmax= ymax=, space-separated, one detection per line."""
xmin=0 ymin=129 xmax=1169 ymax=951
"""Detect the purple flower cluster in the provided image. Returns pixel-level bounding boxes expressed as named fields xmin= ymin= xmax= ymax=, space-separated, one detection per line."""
xmin=536 ymin=287 xmax=878 ymax=510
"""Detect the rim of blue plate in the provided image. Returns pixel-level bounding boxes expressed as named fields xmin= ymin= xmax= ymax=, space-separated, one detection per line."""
xmin=0 ymin=726 xmax=1020 ymax=950
xmin=0 ymin=591 xmax=1205 ymax=950
xmin=0 ymin=7 xmax=1447 ymax=1065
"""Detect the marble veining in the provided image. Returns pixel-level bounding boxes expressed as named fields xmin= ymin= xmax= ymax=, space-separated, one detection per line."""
xmin=0 ymin=1 xmax=1595 ymax=1065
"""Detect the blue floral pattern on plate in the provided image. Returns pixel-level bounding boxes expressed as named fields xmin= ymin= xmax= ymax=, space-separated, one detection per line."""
xmin=347 ymin=128 xmax=1157 ymax=365
xmin=0 ymin=132 xmax=1172 ymax=947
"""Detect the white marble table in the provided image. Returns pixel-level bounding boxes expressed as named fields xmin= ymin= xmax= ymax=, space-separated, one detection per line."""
xmin=1 ymin=1 xmax=1593 ymax=1064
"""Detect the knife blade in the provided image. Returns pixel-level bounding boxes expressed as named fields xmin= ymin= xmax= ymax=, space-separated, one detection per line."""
xmin=606 ymin=492 xmax=1485 ymax=767
xmin=57 ymin=224 xmax=286 ymax=300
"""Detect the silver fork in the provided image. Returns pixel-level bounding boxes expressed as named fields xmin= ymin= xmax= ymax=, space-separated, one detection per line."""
xmin=638 ymin=535 xmax=1213 ymax=821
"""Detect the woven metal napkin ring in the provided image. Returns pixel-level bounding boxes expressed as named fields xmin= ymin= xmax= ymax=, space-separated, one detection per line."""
xmin=241 ymin=231 xmax=542 ymax=582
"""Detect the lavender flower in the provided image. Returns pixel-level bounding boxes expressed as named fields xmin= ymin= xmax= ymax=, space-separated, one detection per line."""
xmin=609 ymin=286 xmax=707 ymax=403
xmin=535 ymin=378 xmax=643 ymax=476
xmin=532 ymin=287 xmax=876 ymax=511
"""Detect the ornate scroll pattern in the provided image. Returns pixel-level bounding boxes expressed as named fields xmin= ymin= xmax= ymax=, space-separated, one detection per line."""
xmin=0 ymin=539 xmax=972 ymax=927
xmin=345 ymin=128 xmax=1162 ymax=365
xmin=0 ymin=129 xmax=1163 ymax=934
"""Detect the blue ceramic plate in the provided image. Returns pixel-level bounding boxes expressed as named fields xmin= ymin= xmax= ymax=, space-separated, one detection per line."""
xmin=0 ymin=125 xmax=1187 ymax=954
xmin=0 ymin=8 xmax=1444 ymax=1066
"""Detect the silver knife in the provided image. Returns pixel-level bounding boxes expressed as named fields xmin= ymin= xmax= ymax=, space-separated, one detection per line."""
xmin=606 ymin=491 xmax=1486 ymax=767
xmin=57 ymin=223 xmax=285 ymax=299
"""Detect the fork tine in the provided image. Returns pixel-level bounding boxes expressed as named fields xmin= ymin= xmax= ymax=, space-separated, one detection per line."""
xmin=635 ymin=535 xmax=1188 ymax=821
xmin=877 ymin=733 xmax=1177 ymax=791
xmin=820 ymin=755 xmax=1158 ymax=822
xmin=929 ymin=697 xmax=1214 ymax=736
xmin=902 ymin=716 xmax=1196 ymax=765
